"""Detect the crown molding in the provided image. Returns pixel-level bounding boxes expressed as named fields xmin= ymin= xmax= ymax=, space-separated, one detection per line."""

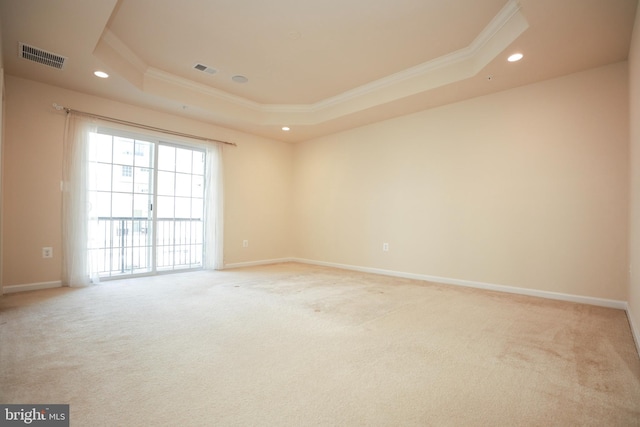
xmin=312 ymin=0 xmax=524 ymax=112
xmin=144 ymin=67 xmax=265 ymax=112
xmin=97 ymin=0 xmax=526 ymax=125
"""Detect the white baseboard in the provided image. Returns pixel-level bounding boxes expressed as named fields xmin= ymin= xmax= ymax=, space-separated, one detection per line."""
xmin=626 ymin=306 xmax=640 ymax=359
xmin=291 ymin=258 xmax=628 ymax=310
xmin=2 ymin=280 xmax=63 ymax=294
xmin=1 ymin=260 xmax=626 ymax=311
xmin=223 ymin=258 xmax=294 ymax=270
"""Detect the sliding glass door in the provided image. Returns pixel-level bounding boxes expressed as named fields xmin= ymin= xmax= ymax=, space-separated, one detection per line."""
xmin=155 ymin=144 xmax=205 ymax=271
xmin=87 ymin=129 xmax=205 ymax=278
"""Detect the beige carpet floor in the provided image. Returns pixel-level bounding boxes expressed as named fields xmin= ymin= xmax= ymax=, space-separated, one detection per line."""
xmin=1 ymin=262 xmax=639 ymax=426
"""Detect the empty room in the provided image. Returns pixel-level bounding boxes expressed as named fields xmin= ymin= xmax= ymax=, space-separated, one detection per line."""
xmin=1 ymin=0 xmax=640 ymax=425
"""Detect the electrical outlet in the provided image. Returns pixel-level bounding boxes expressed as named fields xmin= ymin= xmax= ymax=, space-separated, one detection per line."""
xmin=42 ymin=247 xmax=53 ymax=258
xmin=242 ymin=240 xmax=249 ymax=248
xmin=383 ymin=243 xmax=389 ymax=252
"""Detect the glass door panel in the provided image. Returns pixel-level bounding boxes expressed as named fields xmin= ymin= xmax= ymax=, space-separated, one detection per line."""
xmin=155 ymin=144 xmax=205 ymax=271
xmin=88 ymin=132 xmax=155 ymax=278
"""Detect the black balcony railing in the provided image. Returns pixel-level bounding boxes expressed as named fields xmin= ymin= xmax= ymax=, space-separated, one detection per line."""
xmin=92 ymin=216 xmax=203 ymax=275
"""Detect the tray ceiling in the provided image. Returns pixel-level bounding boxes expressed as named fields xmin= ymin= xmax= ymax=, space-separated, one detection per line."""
xmin=0 ymin=0 xmax=637 ymax=142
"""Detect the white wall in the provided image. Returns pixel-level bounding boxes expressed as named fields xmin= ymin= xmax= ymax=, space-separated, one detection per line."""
xmin=628 ymin=5 xmax=640 ymax=346
xmin=294 ymin=62 xmax=629 ymax=301
xmin=1 ymin=76 xmax=293 ymax=286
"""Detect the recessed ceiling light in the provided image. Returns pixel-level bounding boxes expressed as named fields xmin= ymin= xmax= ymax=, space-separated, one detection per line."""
xmin=232 ymin=75 xmax=248 ymax=84
xmin=282 ymin=126 xmax=290 ymax=132
xmin=507 ymin=53 xmax=523 ymax=62
xmin=94 ymin=70 xmax=109 ymax=78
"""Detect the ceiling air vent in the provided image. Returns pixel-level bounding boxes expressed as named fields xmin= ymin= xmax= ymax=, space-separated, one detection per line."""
xmin=193 ymin=63 xmax=217 ymax=74
xmin=18 ymin=42 xmax=67 ymax=70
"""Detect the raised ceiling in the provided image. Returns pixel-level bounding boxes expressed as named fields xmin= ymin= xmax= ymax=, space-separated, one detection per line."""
xmin=0 ymin=0 xmax=637 ymax=142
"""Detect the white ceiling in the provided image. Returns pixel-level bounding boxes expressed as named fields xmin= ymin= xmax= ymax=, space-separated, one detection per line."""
xmin=0 ymin=0 xmax=637 ymax=142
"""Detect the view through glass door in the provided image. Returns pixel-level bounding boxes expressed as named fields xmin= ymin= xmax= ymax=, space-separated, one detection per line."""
xmin=88 ymin=130 xmax=205 ymax=278
xmin=155 ymin=144 xmax=205 ymax=271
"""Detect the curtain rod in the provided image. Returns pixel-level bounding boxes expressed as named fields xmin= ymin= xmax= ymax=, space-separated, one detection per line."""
xmin=52 ymin=103 xmax=237 ymax=147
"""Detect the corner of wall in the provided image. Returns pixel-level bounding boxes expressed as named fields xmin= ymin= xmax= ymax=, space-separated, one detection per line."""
xmin=0 ymin=13 xmax=5 ymax=295
xmin=627 ymin=2 xmax=640 ymax=357
xmin=0 ymin=68 xmax=4 ymax=296
xmin=627 ymin=305 xmax=640 ymax=359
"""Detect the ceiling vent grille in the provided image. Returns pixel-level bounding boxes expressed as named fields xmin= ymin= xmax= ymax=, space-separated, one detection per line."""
xmin=193 ymin=63 xmax=217 ymax=74
xmin=19 ymin=42 xmax=67 ymax=69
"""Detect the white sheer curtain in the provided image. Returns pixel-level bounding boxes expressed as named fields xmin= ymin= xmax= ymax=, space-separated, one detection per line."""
xmin=204 ymin=143 xmax=224 ymax=270
xmin=61 ymin=112 xmax=98 ymax=286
